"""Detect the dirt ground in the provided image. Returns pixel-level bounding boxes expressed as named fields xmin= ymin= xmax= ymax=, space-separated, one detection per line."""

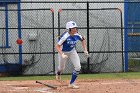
xmin=0 ymin=79 xmax=140 ymax=93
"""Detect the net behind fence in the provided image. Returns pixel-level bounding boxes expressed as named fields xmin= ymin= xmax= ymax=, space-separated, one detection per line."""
xmin=1 ymin=1 xmax=140 ymax=75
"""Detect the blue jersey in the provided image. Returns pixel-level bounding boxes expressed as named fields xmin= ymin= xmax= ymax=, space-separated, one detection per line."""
xmin=58 ymin=31 xmax=83 ymax=52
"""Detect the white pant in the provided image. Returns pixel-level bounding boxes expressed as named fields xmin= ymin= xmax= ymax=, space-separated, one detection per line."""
xmin=57 ymin=49 xmax=81 ymax=73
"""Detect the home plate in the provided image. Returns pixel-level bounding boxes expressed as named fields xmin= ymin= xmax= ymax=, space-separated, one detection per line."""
xmin=35 ymin=88 xmax=54 ymax=93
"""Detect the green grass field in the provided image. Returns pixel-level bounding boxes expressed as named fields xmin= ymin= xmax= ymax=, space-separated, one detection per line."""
xmin=0 ymin=72 xmax=140 ymax=81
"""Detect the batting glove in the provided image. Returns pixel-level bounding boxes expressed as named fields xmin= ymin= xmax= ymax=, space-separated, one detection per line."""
xmin=61 ymin=53 xmax=68 ymax=59
xmin=84 ymin=50 xmax=89 ymax=56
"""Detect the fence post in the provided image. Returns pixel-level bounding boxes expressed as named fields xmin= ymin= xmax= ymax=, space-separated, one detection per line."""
xmin=17 ymin=1 xmax=22 ymax=67
xmin=87 ymin=2 xmax=90 ymax=73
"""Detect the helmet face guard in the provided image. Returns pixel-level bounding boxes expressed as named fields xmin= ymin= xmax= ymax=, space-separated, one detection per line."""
xmin=66 ymin=21 xmax=78 ymax=30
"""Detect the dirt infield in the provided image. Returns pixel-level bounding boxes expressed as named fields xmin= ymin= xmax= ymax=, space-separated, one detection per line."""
xmin=0 ymin=79 xmax=140 ymax=93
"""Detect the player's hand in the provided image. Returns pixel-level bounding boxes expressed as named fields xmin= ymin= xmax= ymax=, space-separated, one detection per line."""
xmin=61 ymin=53 xmax=68 ymax=59
xmin=84 ymin=50 xmax=89 ymax=56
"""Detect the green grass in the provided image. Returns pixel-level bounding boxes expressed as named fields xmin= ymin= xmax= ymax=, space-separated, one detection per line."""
xmin=79 ymin=72 xmax=140 ymax=79
xmin=0 ymin=72 xmax=140 ymax=81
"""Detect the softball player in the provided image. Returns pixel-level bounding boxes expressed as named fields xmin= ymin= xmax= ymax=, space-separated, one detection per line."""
xmin=55 ymin=21 xmax=88 ymax=89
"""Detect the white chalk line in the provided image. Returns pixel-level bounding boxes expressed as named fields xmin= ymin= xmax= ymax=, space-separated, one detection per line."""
xmin=7 ymin=84 xmax=55 ymax=93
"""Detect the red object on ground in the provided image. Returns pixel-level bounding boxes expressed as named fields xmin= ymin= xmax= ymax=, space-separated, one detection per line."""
xmin=16 ymin=38 xmax=23 ymax=45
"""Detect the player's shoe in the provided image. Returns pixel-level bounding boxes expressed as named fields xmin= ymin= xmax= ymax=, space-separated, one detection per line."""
xmin=56 ymin=74 xmax=61 ymax=80
xmin=68 ymin=83 xmax=79 ymax=89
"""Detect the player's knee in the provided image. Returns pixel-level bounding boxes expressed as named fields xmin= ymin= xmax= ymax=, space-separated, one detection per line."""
xmin=58 ymin=67 xmax=65 ymax=73
xmin=74 ymin=66 xmax=81 ymax=72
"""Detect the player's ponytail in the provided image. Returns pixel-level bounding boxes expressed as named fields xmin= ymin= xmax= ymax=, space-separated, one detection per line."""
xmin=69 ymin=28 xmax=72 ymax=32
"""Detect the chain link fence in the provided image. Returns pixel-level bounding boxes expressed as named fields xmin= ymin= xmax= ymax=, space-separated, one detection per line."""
xmin=0 ymin=1 xmax=139 ymax=75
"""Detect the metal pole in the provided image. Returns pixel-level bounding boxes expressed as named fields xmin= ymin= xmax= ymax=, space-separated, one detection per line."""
xmin=87 ymin=2 xmax=90 ymax=73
